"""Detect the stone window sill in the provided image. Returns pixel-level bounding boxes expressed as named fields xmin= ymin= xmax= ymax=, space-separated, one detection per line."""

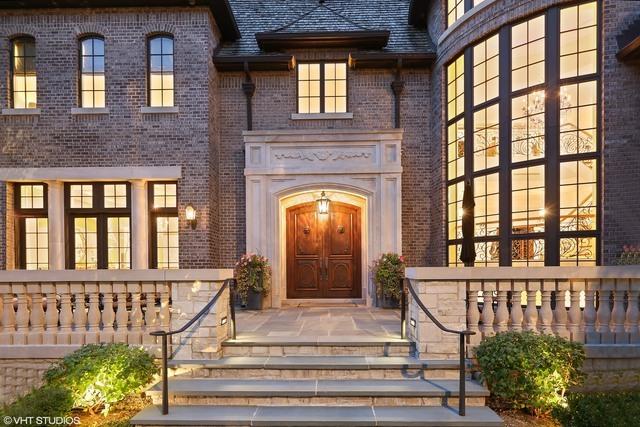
xmin=140 ymin=106 xmax=179 ymax=114
xmin=71 ymin=107 xmax=109 ymax=115
xmin=290 ymin=112 xmax=353 ymax=120
xmin=2 ymin=108 xmax=41 ymax=116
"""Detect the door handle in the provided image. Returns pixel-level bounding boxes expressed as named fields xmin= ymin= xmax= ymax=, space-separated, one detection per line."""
xmin=324 ymin=257 xmax=329 ymax=280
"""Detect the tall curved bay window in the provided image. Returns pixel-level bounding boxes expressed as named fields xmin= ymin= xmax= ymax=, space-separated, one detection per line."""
xmin=148 ymin=34 xmax=174 ymax=107
xmin=79 ymin=36 xmax=105 ymax=108
xmin=447 ymin=1 xmax=600 ymax=266
xmin=11 ymin=37 xmax=37 ymax=109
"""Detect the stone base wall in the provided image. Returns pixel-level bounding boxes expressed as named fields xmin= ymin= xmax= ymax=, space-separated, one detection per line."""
xmin=580 ymin=345 xmax=640 ymax=392
xmin=0 ymin=358 xmax=58 ymax=405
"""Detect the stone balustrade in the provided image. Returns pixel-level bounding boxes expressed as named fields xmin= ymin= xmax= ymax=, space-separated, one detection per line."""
xmin=0 ymin=269 xmax=233 ymax=352
xmin=405 ymin=266 xmax=640 ymax=359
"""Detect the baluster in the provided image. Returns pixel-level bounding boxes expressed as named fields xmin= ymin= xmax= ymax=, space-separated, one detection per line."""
xmin=0 ymin=286 xmax=16 ymax=344
xmin=597 ymin=279 xmax=614 ymax=344
xmin=584 ymin=280 xmax=598 ymax=343
xmin=100 ymin=283 xmax=115 ymax=343
xmin=13 ymin=284 xmax=29 ymax=345
xmin=612 ymin=280 xmax=628 ymax=344
xmin=57 ymin=284 xmax=72 ymax=345
xmin=553 ymin=280 xmax=569 ymax=338
xmin=27 ymin=284 xmax=44 ymax=344
xmin=495 ymin=281 xmax=510 ymax=333
xmin=481 ymin=282 xmax=495 ymax=336
xmin=568 ymin=280 xmax=584 ymax=342
xmin=129 ymin=283 xmax=143 ymax=344
xmin=466 ymin=282 xmax=480 ymax=332
xmin=114 ymin=283 xmax=129 ymax=343
xmin=524 ymin=280 xmax=540 ymax=332
xmin=627 ymin=279 xmax=640 ymax=344
xmin=510 ymin=281 xmax=525 ymax=332
xmin=143 ymin=282 xmax=157 ymax=344
xmin=160 ymin=282 xmax=170 ymax=330
xmin=467 ymin=281 xmax=481 ymax=348
xmin=42 ymin=283 xmax=59 ymax=345
xmin=70 ymin=283 xmax=87 ymax=345
xmin=85 ymin=283 xmax=101 ymax=344
xmin=539 ymin=280 xmax=554 ymax=335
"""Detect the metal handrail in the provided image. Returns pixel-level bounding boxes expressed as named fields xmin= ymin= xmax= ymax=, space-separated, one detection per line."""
xmin=150 ymin=278 xmax=237 ymax=415
xmin=402 ymin=278 xmax=475 ymax=417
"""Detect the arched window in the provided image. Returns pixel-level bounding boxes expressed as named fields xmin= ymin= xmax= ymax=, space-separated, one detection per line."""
xmin=79 ymin=36 xmax=105 ymax=108
xmin=11 ymin=36 xmax=37 ymax=109
xmin=148 ymin=35 xmax=174 ymax=107
xmin=446 ymin=1 xmax=600 ymax=267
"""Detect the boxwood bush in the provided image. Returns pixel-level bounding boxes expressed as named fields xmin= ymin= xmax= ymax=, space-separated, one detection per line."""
xmin=554 ymin=390 xmax=640 ymax=427
xmin=44 ymin=343 xmax=158 ymax=415
xmin=0 ymin=385 xmax=73 ymax=426
xmin=474 ymin=331 xmax=585 ymax=416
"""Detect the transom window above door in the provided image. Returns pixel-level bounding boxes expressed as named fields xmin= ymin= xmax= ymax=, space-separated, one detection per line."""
xmin=297 ymin=62 xmax=347 ymax=114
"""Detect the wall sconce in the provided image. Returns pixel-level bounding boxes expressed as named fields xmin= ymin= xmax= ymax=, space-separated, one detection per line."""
xmin=185 ymin=204 xmax=197 ymax=229
xmin=410 ymin=318 xmax=416 ymax=328
xmin=220 ymin=316 xmax=228 ymax=326
xmin=317 ymin=191 xmax=330 ymax=215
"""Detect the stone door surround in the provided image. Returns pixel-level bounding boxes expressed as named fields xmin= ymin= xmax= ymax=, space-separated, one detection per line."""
xmin=244 ymin=129 xmax=403 ymax=308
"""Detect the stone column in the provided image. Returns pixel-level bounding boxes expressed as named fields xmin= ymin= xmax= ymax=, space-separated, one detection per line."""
xmin=46 ymin=181 xmax=65 ymax=270
xmin=130 ymin=180 xmax=149 ymax=269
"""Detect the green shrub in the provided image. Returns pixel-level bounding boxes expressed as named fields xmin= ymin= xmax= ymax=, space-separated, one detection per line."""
xmin=44 ymin=343 xmax=158 ymax=415
xmin=553 ymin=390 xmax=640 ymax=427
xmin=1 ymin=385 xmax=73 ymax=426
xmin=371 ymin=253 xmax=405 ymax=301
xmin=474 ymin=331 xmax=585 ymax=416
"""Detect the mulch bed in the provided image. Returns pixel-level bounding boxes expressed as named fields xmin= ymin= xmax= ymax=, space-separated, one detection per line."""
xmin=71 ymin=395 xmax=152 ymax=427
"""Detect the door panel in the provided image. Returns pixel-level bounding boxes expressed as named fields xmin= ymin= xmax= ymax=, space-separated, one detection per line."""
xmin=287 ymin=201 xmax=361 ymax=299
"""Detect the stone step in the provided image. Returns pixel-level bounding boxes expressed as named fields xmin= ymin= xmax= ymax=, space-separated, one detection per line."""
xmin=131 ymin=404 xmax=504 ymax=426
xmin=148 ymin=378 xmax=488 ymax=407
xmin=169 ymin=356 xmax=468 ymax=380
xmin=221 ymin=337 xmax=413 ymax=357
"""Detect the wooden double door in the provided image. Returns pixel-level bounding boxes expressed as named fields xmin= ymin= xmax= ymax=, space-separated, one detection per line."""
xmin=286 ymin=201 xmax=361 ymax=299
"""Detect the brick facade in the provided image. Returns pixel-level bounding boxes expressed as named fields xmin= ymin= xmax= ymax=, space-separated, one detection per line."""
xmin=217 ymin=49 xmax=432 ymax=266
xmin=0 ymin=0 xmax=639 ymax=270
xmin=0 ymin=8 xmax=220 ymax=268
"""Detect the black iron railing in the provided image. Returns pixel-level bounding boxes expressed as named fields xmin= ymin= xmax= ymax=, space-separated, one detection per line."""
xmin=150 ymin=278 xmax=237 ymax=415
xmin=401 ymin=278 xmax=475 ymax=416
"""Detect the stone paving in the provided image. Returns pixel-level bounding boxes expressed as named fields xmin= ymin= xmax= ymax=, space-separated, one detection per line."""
xmin=235 ymin=306 xmax=401 ymax=339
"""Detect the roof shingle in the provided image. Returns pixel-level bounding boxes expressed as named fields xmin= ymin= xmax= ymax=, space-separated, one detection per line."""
xmin=218 ymin=0 xmax=435 ymax=56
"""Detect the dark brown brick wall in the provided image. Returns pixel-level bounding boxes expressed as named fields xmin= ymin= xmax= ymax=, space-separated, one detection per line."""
xmin=0 ymin=8 xmax=220 ymax=269
xmin=216 ymin=49 xmax=432 ymax=267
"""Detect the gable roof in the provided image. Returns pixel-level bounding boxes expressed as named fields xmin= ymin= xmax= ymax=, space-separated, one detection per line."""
xmin=217 ymin=0 xmax=435 ymax=57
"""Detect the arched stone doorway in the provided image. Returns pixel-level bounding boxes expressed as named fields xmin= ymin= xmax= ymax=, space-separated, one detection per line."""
xmin=244 ymin=129 xmax=404 ymax=307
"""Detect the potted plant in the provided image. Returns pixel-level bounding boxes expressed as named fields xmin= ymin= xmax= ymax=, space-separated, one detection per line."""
xmin=235 ymin=253 xmax=271 ymax=310
xmin=371 ymin=253 xmax=405 ymax=309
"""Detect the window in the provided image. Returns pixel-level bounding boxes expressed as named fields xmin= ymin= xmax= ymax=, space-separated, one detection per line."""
xmin=150 ymin=183 xmax=179 ymax=269
xmin=511 ymin=90 xmax=545 ymax=163
xmin=79 ymin=36 xmax=105 ymax=108
xmin=560 ymin=2 xmax=597 ymax=79
xmin=473 ymin=104 xmax=499 ymax=172
xmin=15 ymin=184 xmax=48 ymax=270
xmin=560 ymin=80 xmax=597 ymax=155
xmin=511 ymin=15 xmax=545 ymax=92
xmin=473 ymin=34 xmax=499 ymax=106
xmin=66 ymin=183 xmax=131 ymax=270
xmin=447 ymin=0 xmax=465 ymax=28
xmin=148 ymin=35 xmax=174 ymax=107
xmin=297 ymin=62 xmax=347 ymax=114
xmin=446 ymin=1 xmax=600 ymax=266
xmin=11 ymin=37 xmax=37 ymax=109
